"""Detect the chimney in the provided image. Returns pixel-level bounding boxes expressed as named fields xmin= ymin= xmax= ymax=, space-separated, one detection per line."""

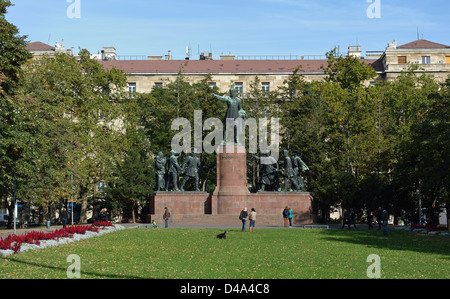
xmin=347 ymin=44 xmax=361 ymax=58
xmin=200 ymin=51 xmax=213 ymax=60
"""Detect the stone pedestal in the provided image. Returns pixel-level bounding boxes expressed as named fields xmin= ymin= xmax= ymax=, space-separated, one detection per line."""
xmin=151 ymin=192 xmax=211 ymax=221
xmin=150 ymin=144 xmax=314 ymax=225
xmin=212 ymin=145 xmax=250 ymax=215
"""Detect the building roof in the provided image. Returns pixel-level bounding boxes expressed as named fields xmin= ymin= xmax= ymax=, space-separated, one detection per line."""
xmin=26 ymin=41 xmax=55 ymax=52
xmin=98 ymin=59 xmax=380 ymax=74
xmin=397 ymin=39 xmax=450 ymax=49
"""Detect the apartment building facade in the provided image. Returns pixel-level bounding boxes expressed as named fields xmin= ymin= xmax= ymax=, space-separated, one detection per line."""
xmin=381 ymin=39 xmax=450 ymax=82
xmin=27 ymin=39 xmax=450 ymax=95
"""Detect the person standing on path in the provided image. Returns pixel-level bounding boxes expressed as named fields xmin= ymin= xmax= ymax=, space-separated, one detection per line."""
xmin=249 ymin=208 xmax=256 ymax=232
xmin=376 ymin=207 xmax=383 ymax=230
xmin=163 ymin=207 xmax=171 ymax=228
xmin=288 ymin=208 xmax=293 ymax=228
xmin=349 ymin=208 xmax=356 ymax=228
xmin=239 ymin=207 xmax=248 ymax=232
xmin=61 ymin=208 xmax=68 ymax=228
xmin=382 ymin=208 xmax=389 ymax=236
xmin=367 ymin=208 xmax=374 ymax=230
xmin=342 ymin=209 xmax=350 ymax=229
xmin=283 ymin=206 xmax=290 ymax=227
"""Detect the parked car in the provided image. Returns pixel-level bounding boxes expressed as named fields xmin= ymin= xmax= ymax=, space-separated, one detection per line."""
xmin=0 ymin=214 xmax=19 ymax=226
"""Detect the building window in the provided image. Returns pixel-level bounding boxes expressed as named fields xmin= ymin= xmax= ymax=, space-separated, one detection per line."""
xmin=208 ymin=82 xmax=217 ymax=89
xmin=154 ymin=82 xmax=163 ymax=88
xmin=422 ymin=56 xmax=431 ymax=64
xmin=128 ymin=83 xmax=136 ymax=93
xmin=398 ymin=56 xmax=407 ymax=64
xmin=234 ymin=82 xmax=243 ymax=95
xmin=261 ymin=82 xmax=270 ymax=93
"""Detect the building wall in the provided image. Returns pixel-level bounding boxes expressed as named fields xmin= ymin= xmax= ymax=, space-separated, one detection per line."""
xmin=126 ymin=72 xmax=330 ymax=94
xmin=383 ymin=48 xmax=450 ymax=83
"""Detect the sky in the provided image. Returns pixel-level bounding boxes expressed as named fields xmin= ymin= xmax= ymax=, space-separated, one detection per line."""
xmin=6 ymin=0 xmax=450 ymax=60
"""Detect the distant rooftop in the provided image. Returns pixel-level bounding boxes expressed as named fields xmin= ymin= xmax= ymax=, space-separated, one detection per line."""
xmin=26 ymin=41 xmax=55 ymax=52
xmin=98 ymin=59 xmax=382 ymax=74
xmin=397 ymin=39 xmax=450 ymax=49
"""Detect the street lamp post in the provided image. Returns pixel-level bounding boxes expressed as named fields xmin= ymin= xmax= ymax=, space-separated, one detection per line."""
xmin=13 ymin=173 xmax=17 ymax=235
xmin=419 ymin=188 xmax=422 ymax=225
xmin=71 ymin=173 xmax=74 ymax=226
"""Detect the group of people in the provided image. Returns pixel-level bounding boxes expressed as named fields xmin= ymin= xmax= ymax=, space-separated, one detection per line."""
xmin=342 ymin=207 xmax=390 ymax=236
xmin=239 ymin=207 xmax=257 ymax=232
xmin=341 ymin=209 xmax=357 ymax=229
xmin=282 ymin=206 xmax=294 ymax=228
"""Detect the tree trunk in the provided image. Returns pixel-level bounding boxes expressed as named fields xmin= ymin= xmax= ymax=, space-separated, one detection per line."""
xmin=132 ymin=202 xmax=136 ymax=223
xmin=446 ymin=202 xmax=450 ymax=231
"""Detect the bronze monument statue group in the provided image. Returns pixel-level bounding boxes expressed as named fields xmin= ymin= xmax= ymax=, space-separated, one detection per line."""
xmin=155 ymin=87 xmax=309 ymax=193
xmin=253 ymin=149 xmax=309 ymax=192
xmin=155 ymin=151 xmax=201 ymax=192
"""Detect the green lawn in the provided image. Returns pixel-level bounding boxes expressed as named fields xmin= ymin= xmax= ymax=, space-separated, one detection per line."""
xmin=1 ymin=228 xmax=449 ymax=279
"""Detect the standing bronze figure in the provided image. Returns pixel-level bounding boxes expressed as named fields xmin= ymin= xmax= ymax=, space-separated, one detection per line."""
xmin=180 ymin=152 xmax=201 ymax=192
xmin=155 ymin=152 xmax=167 ymax=191
xmin=212 ymin=88 xmax=247 ymax=144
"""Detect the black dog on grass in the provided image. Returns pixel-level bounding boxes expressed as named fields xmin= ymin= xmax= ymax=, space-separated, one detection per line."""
xmin=216 ymin=231 xmax=227 ymax=239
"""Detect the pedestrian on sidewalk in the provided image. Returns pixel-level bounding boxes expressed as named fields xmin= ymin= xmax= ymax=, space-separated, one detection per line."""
xmin=163 ymin=207 xmax=171 ymax=228
xmin=367 ymin=209 xmax=374 ymax=230
xmin=376 ymin=207 xmax=383 ymax=230
xmin=382 ymin=208 xmax=389 ymax=236
xmin=342 ymin=209 xmax=350 ymax=229
xmin=249 ymin=208 xmax=256 ymax=232
xmin=239 ymin=207 xmax=248 ymax=232
xmin=288 ymin=208 xmax=293 ymax=228
xmin=349 ymin=208 xmax=356 ymax=228
xmin=283 ymin=206 xmax=290 ymax=227
xmin=61 ymin=208 xmax=68 ymax=228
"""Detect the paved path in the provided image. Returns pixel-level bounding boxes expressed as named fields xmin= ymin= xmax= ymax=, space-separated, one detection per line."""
xmin=0 ymin=222 xmax=397 ymax=237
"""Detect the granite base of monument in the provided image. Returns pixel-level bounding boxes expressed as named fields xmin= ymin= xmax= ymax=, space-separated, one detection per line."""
xmin=150 ymin=145 xmax=314 ymax=226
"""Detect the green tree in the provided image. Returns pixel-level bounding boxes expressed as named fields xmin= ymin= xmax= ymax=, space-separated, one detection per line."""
xmin=323 ymin=48 xmax=376 ymax=91
xmin=108 ymin=129 xmax=154 ymax=223
xmin=395 ymin=76 xmax=449 ymax=226
xmin=0 ymin=0 xmax=32 ymax=97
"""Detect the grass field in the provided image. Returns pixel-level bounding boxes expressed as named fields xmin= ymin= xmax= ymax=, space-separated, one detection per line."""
xmin=1 ymin=228 xmax=449 ymax=279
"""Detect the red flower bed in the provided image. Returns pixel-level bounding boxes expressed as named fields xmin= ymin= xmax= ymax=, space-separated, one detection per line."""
xmin=411 ymin=224 xmax=448 ymax=232
xmin=428 ymin=226 xmax=448 ymax=232
xmin=93 ymin=221 xmax=114 ymax=227
xmin=0 ymin=222 xmax=114 ymax=254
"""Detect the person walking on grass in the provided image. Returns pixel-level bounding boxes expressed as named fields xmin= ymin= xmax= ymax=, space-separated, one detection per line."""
xmin=249 ymin=208 xmax=256 ymax=232
xmin=163 ymin=207 xmax=171 ymax=228
xmin=239 ymin=207 xmax=248 ymax=232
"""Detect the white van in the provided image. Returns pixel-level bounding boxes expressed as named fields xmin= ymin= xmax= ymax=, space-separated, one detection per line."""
xmin=0 ymin=214 xmax=19 ymax=226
